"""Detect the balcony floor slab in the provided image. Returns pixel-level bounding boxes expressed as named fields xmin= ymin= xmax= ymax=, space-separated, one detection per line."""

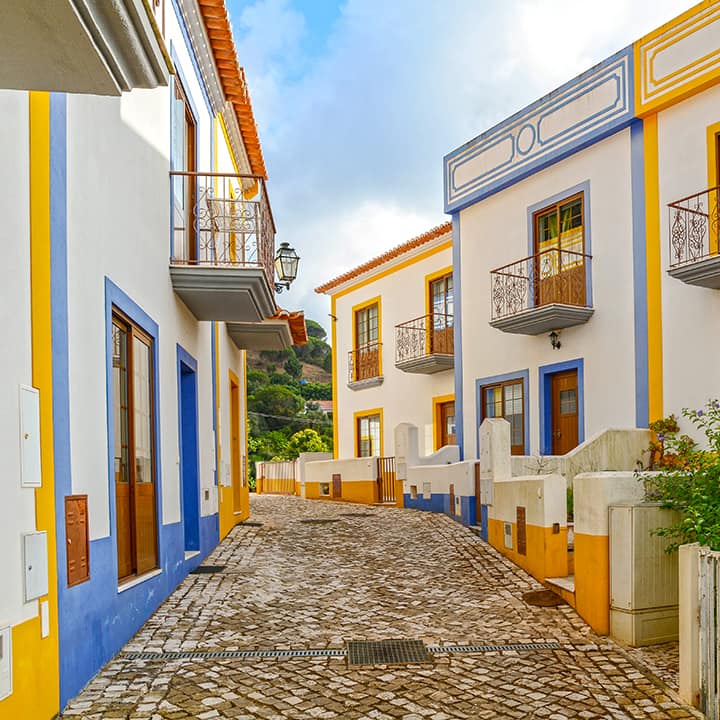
xmin=226 ymin=320 xmax=293 ymax=351
xmin=170 ymin=265 xmax=276 ymax=322
xmin=395 ymin=355 xmax=454 ymax=374
xmin=667 ymin=255 xmax=720 ymax=289
xmin=490 ymin=304 xmax=594 ymax=335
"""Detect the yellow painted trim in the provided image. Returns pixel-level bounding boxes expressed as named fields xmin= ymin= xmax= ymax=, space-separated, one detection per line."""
xmin=242 ymin=350 xmax=248 ymax=508
xmin=431 ymin=393 xmax=455 ymax=452
xmin=634 ymin=1 xmax=720 ymax=117
xmin=217 ymin=113 xmax=240 ymax=174
xmin=331 ymin=295 xmax=338 ymax=459
xmin=353 ymin=407 xmax=384 ymax=458
xmin=351 ymin=295 xmax=382 ymax=379
xmin=331 ymin=239 xmax=453 ymax=300
xmin=644 ymin=114 xmax=663 ymax=422
xmin=0 ymin=90 xmax=62 ymax=719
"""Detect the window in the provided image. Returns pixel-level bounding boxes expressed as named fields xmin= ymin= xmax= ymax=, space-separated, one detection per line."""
xmin=352 ymin=301 xmax=380 ymax=381
xmin=429 ymin=273 xmax=454 ymax=353
xmin=533 ymin=193 xmax=586 ymax=306
xmin=171 ymin=75 xmax=196 ymax=262
xmin=481 ymin=379 xmax=525 ymax=455
xmin=356 ymin=413 xmax=381 ymax=457
xmin=112 ymin=311 xmax=159 ymax=581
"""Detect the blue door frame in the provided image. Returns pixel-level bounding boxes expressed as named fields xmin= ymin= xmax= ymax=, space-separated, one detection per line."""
xmin=177 ymin=345 xmax=200 ymax=551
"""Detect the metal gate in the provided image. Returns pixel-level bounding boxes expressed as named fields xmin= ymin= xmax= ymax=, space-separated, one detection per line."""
xmin=376 ymin=456 xmax=396 ymax=504
xmin=700 ymin=548 xmax=720 ymax=719
xmin=258 ymin=461 xmax=296 ymax=495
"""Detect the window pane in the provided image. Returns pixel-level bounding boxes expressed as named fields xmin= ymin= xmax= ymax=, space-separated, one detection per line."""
xmin=560 ymin=389 xmax=577 ymax=415
xmin=112 ymin=322 xmax=129 ymax=484
xmin=369 ymin=415 xmax=381 ymax=456
xmin=132 ymin=337 xmax=154 ymax=484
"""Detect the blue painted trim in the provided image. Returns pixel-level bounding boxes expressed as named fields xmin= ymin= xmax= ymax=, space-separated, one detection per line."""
xmin=211 ymin=323 xmax=218 ymax=486
xmin=538 ymin=358 xmax=585 ymax=455
xmin=177 ymin=344 xmax=201 ymax=551
xmin=451 ymin=213 xmax=464 ymax=460
xmin=526 ymin=180 xmax=593 ymax=306
xmin=631 ymin=120 xmax=649 ymax=428
xmin=475 ymin=369 xmax=531 ymax=457
xmin=444 ymin=48 xmax=633 ymax=213
xmin=168 ymin=0 xmax=213 ymax=115
xmin=49 ymin=92 xmax=74 ymax=704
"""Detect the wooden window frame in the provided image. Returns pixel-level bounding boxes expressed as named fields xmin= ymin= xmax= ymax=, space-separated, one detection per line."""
xmin=355 ymin=410 xmax=382 ymax=458
xmin=532 ymin=191 xmax=585 ymax=255
xmin=351 ymin=298 xmax=382 ymax=381
xmin=480 ymin=378 xmax=525 ymax=455
xmin=172 ymin=74 xmax=197 ymax=261
xmin=112 ymin=308 xmax=159 ymax=583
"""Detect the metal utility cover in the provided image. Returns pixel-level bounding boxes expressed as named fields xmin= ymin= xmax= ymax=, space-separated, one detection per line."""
xmin=347 ymin=640 xmax=433 ymax=666
xmin=190 ymin=565 xmax=225 ymax=574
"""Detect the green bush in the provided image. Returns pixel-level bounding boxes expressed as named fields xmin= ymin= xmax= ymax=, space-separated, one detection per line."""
xmin=640 ymin=400 xmax=720 ymax=552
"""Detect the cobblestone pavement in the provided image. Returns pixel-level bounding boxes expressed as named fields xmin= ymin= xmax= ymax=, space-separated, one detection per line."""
xmin=61 ymin=496 xmax=700 ymax=720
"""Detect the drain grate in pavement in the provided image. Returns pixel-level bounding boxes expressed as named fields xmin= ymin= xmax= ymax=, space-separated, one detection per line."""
xmin=300 ymin=518 xmax=341 ymax=525
xmin=122 ymin=641 xmax=561 ymax=664
xmin=347 ymin=639 xmax=433 ymax=666
xmin=189 ymin=565 xmax=225 ymax=574
xmin=428 ymin=642 xmax=561 ymax=654
xmin=238 ymin=521 xmax=263 ymax=527
xmin=339 ymin=512 xmax=375 ymax=518
xmin=124 ymin=648 xmax=346 ymax=661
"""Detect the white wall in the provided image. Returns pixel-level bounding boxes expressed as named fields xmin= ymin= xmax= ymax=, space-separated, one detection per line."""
xmin=458 ymin=129 xmax=636 ymax=458
xmin=658 ymin=84 xmax=720 ymax=431
xmin=0 ymin=90 xmax=38 ymax=627
xmin=334 ymin=241 xmax=454 ymax=459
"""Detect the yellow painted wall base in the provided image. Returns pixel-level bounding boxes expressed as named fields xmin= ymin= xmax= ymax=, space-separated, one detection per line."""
xmin=487 ymin=519 xmax=569 ymax=584
xmin=256 ymin=478 xmax=296 ymax=495
xmin=551 ymin=584 xmax=577 ymax=608
xmin=219 ymin=484 xmax=249 ymax=540
xmin=0 ymin=615 xmax=58 ymax=719
xmin=574 ymin=533 xmax=610 ymax=635
xmin=304 ymin=480 xmax=377 ymax=504
xmin=395 ymin=480 xmax=404 ymax=508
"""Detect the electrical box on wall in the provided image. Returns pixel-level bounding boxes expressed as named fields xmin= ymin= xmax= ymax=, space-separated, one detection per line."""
xmin=0 ymin=625 xmax=11 ymax=701
xmin=20 ymin=385 xmax=41 ymax=488
xmin=23 ymin=531 xmax=49 ymax=602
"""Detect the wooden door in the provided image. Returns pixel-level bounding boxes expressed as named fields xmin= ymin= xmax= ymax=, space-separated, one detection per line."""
xmin=438 ymin=401 xmax=456 ymax=448
xmin=550 ymin=370 xmax=579 ymax=455
xmin=230 ymin=375 xmax=242 ymax=513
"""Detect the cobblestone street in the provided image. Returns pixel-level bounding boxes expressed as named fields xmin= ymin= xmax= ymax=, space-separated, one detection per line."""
xmin=61 ymin=496 xmax=699 ymax=720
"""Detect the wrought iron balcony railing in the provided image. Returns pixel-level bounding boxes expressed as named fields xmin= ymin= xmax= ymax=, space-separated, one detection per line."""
xmin=395 ymin=314 xmax=454 ymax=364
xmin=169 ymin=171 xmax=276 ymax=286
xmin=490 ymin=247 xmax=592 ymax=321
xmin=668 ymin=186 xmax=720 ymax=268
xmin=348 ymin=343 xmax=382 ymax=383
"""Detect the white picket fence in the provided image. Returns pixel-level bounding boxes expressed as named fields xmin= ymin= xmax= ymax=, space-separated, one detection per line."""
xmin=700 ymin=548 xmax=720 ymax=718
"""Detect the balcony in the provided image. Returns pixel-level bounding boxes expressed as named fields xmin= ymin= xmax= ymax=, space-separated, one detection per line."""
xmin=490 ymin=248 xmax=594 ymax=334
xmin=169 ymin=172 xmax=277 ymax=323
xmin=667 ymin=186 xmax=720 ymax=288
xmin=395 ymin=314 xmax=454 ymax=374
xmin=348 ymin=343 xmax=383 ymax=390
xmin=0 ymin=1 xmax=169 ymax=95
xmin=227 ymin=311 xmax=308 ymax=351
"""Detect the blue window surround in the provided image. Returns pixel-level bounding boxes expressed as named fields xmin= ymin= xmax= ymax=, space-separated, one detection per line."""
xmin=526 ymin=180 xmax=593 ymax=307
xmin=538 ymin=358 xmax=585 ymax=456
xmin=451 ymin=213 xmax=464 ymax=460
xmin=475 ymin=369 xmax=531 ymax=456
xmin=105 ymin=277 xmax=164 ymax=573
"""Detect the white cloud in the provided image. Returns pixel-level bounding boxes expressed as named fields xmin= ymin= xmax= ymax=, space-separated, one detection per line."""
xmin=230 ymin=0 xmax=693 ymax=329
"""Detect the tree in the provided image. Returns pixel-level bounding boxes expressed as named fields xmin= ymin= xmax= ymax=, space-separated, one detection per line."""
xmin=305 ymin=319 xmax=327 ymax=341
xmin=285 ymin=429 xmax=329 ymax=459
xmin=284 ymin=352 xmax=303 ymax=379
xmin=299 ymin=382 xmax=332 ymax=401
xmin=250 ymin=385 xmax=303 ymax=430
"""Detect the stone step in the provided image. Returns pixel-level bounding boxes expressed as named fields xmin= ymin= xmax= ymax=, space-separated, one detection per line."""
xmin=546 ymin=575 xmax=575 ymax=594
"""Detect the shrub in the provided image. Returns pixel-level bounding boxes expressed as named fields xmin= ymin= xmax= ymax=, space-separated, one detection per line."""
xmin=640 ymin=401 xmax=720 ymax=552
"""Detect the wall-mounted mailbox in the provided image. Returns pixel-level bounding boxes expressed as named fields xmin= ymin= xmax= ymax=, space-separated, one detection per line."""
xmin=20 ymin=385 xmax=41 ymax=488
xmin=0 ymin=625 xmax=11 ymax=701
xmin=23 ymin=531 xmax=49 ymax=602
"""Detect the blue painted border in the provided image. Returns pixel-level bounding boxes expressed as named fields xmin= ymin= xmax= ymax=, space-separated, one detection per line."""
xmin=451 ymin=213 xmax=464 ymax=460
xmin=526 ymin=180 xmax=593 ymax=306
xmin=475 ymin=369 xmax=531 ymax=457
xmin=630 ymin=120 xmax=649 ymax=428
xmin=211 ymin=323 xmax=219 ymax=486
xmin=538 ymin=358 xmax=585 ymax=455
xmin=177 ymin=343 xmax=201 ymax=550
xmin=444 ymin=47 xmax=634 ymax=213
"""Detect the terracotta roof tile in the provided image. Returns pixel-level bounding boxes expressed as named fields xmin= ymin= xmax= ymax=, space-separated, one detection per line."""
xmin=197 ymin=0 xmax=267 ymax=178
xmin=272 ymin=309 xmax=308 ymax=346
xmin=314 ymin=221 xmax=452 ymax=294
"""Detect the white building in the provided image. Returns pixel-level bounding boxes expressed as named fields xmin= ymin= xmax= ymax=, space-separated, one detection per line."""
xmin=0 ymin=1 xmax=305 ymax=715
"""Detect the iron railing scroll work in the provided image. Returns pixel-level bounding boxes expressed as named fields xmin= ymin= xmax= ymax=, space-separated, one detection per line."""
xmin=395 ymin=313 xmax=454 ymax=364
xmin=170 ymin=171 xmax=276 ymax=287
xmin=668 ymin=186 xmax=720 ymax=268
xmin=490 ymin=247 xmax=592 ymax=320
xmin=348 ymin=342 xmax=382 ymax=383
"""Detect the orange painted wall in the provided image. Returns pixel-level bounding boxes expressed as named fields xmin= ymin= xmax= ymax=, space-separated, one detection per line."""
xmin=304 ymin=480 xmax=377 ymax=504
xmin=574 ymin=533 xmax=610 ymax=634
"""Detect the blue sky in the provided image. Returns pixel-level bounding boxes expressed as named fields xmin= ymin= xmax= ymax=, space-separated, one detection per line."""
xmin=227 ymin=0 xmax=691 ymax=329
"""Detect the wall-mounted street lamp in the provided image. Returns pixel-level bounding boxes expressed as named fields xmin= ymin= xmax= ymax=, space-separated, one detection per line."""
xmin=549 ymin=331 xmax=561 ymax=350
xmin=274 ymin=242 xmax=299 ymax=293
